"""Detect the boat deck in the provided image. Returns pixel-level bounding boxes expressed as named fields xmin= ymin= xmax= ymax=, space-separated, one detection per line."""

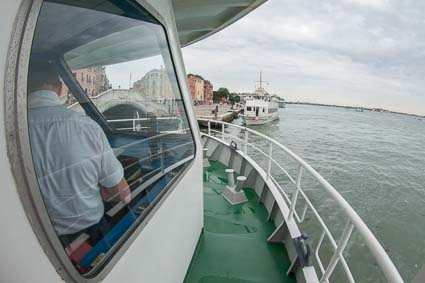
xmin=184 ymin=161 xmax=296 ymax=283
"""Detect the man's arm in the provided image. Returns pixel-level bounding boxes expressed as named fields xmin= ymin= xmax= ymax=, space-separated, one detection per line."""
xmin=95 ymin=123 xmax=131 ymax=204
xmin=100 ymin=177 xmax=131 ymax=204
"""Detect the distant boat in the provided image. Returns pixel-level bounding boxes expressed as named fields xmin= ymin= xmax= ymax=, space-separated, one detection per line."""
xmin=241 ymin=72 xmax=279 ymax=125
xmin=355 ymin=108 xmax=364 ymax=112
xmin=276 ymin=96 xmax=286 ymax=108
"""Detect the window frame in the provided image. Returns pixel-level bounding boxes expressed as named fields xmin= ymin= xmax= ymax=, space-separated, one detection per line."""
xmin=4 ymin=0 xmax=197 ymax=282
xmin=55 ymin=55 xmax=198 ymax=222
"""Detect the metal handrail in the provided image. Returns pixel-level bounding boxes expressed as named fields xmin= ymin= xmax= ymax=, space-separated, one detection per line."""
xmin=198 ymin=118 xmax=403 ymax=283
xmin=106 ymin=117 xmax=180 ymax=122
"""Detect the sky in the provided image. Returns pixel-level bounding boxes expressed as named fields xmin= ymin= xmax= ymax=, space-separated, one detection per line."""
xmin=181 ymin=0 xmax=425 ymax=115
xmin=106 ymin=56 xmax=164 ymax=89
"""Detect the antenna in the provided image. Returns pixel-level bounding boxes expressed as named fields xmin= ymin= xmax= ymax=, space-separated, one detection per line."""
xmin=255 ymin=71 xmax=269 ymax=89
xmin=260 ymin=71 xmax=262 ymax=88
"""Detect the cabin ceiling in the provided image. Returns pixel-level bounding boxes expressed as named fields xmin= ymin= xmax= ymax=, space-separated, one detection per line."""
xmin=171 ymin=0 xmax=267 ymax=47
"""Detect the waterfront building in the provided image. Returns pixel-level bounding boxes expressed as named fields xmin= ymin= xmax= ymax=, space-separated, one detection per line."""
xmin=59 ymin=66 xmax=109 ymax=104
xmin=203 ymin=80 xmax=213 ymax=104
xmin=188 ymin=74 xmax=210 ymax=104
xmin=132 ymin=67 xmax=173 ymax=102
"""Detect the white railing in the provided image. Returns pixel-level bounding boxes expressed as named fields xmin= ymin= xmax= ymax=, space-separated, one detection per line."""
xmin=199 ymin=118 xmax=403 ymax=283
xmin=106 ymin=117 xmax=182 ymax=132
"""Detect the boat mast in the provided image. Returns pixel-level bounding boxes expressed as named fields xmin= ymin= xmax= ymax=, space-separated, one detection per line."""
xmin=259 ymin=71 xmax=262 ymax=89
xmin=256 ymin=71 xmax=268 ymax=90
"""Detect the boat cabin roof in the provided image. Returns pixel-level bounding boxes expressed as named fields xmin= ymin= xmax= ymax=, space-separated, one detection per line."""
xmin=172 ymin=0 xmax=267 ymax=46
xmin=246 ymin=98 xmax=273 ymax=107
xmin=31 ymin=0 xmax=267 ymax=69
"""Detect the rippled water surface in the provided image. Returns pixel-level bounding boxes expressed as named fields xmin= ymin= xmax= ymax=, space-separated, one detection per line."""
xmin=230 ymin=104 xmax=425 ymax=282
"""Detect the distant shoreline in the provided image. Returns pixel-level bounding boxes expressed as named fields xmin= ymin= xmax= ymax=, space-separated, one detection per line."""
xmin=286 ymin=101 xmax=425 ymax=118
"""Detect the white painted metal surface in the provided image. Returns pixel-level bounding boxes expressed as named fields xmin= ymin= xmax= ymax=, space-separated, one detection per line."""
xmin=0 ymin=2 xmax=60 ymax=282
xmin=199 ymin=118 xmax=404 ymax=283
xmin=0 ymin=0 xmax=204 ymax=282
xmin=242 ymin=113 xmax=279 ymax=125
xmin=172 ymin=0 xmax=267 ymax=46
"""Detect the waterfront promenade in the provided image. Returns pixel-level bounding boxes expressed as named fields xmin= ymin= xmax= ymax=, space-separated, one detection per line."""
xmin=194 ymin=103 xmax=241 ymax=126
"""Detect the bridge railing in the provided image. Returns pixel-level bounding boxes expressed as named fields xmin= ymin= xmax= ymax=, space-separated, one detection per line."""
xmin=198 ymin=118 xmax=403 ymax=283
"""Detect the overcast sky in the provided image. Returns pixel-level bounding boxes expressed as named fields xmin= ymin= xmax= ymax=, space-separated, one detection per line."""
xmin=182 ymin=0 xmax=425 ymax=115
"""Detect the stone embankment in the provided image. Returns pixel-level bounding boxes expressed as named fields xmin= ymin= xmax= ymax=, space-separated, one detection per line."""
xmin=195 ymin=103 xmax=242 ymax=127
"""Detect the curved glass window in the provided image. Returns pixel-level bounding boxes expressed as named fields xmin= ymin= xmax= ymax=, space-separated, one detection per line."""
xmin=27 ymin=0 xmax=194 ymax=275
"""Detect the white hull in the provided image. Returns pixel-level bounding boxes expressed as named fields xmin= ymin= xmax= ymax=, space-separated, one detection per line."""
xmin=242 ymin=112 xmax=279 ymax=125
xmin=0 ymin=1 xmax=404 ymax=282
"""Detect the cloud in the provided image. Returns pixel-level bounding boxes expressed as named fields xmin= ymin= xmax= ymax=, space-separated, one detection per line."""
xmin=346 ymin=0 xmax=390 ymax=9
xmin=182 ymin=0 xmax=425 ymax=115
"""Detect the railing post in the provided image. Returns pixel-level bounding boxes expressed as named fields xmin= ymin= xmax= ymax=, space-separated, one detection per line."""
xmin=132 ymin=118 xmax=136 ymax=131
xmin=315 ymin=231 xmax=327 ymax=275
xmin=244 ymin=129 xmax=248 ymax=155
xmin=222 ymin=123 xmax=225 ymax=141
xmin=320 ymin=220 xmax=354 ymax=283
xmin=288 ymin=165 xmax=303 ymax=220
xmin=208 ymin=120 xmax=211 ymax=135
xmin=160 ymin=138 xmax=164 ymax=174
xmin=267 ymin=141 xmax=273 ymax=179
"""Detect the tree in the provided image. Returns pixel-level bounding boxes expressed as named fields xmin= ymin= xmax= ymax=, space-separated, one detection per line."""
xmin=229 ymin=92 xmax=241 ymax=103
xmin=213 ymin=87 xmax=230 ymax=102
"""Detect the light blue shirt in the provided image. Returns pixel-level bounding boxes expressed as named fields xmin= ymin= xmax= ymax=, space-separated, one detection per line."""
xmin=28 ymin=90 xmax=123 ymax=236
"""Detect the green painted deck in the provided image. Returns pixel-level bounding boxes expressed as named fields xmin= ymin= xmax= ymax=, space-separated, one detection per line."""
xmin=184 ymin=161 xmax=296 ymax=283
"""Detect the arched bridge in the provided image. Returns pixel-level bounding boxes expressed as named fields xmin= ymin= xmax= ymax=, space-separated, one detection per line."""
xmin=69 ymin=88 xmax=174 ymax=117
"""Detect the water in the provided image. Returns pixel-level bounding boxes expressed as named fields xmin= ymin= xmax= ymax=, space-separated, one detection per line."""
xmin=231 ymin=105 xmax=425 ymax=282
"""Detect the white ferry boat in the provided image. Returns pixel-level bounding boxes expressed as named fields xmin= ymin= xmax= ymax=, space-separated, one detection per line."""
xmin=0 ymin=0 xmax=405 ymax=283
xmin=242 ymin=73 xmax=279 ymax=125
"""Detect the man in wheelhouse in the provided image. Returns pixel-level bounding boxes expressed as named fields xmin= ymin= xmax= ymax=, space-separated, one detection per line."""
xmin=27 ymin=59 xmax=131 ymax=248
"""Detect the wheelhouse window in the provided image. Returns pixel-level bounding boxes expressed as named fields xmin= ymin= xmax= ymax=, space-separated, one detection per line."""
xmin=27 ymin=0 xmax=194 ymax=275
